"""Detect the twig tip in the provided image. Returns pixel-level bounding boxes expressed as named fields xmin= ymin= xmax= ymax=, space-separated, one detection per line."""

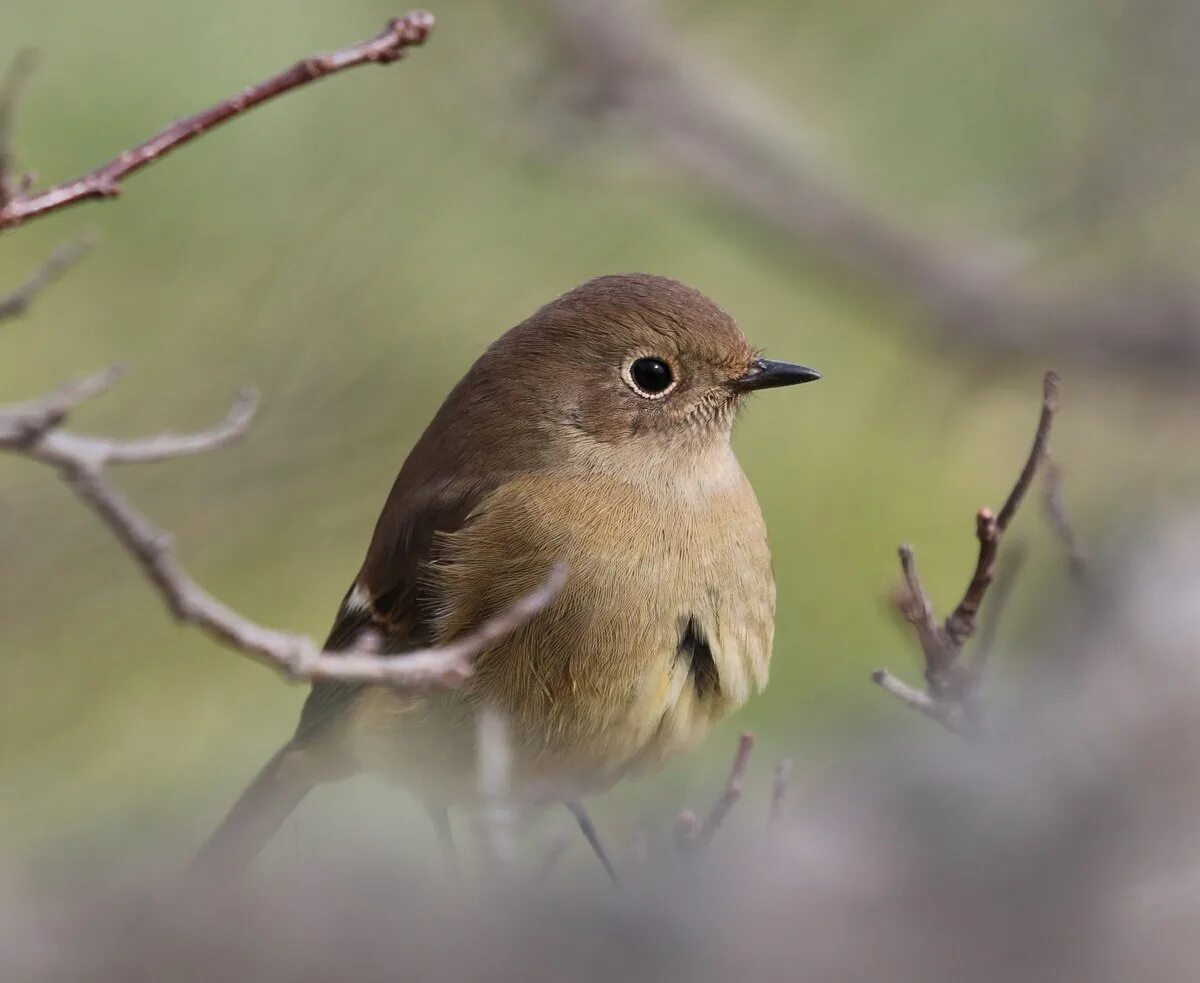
xmin=229 ymin=387 xmax=261 ymax=426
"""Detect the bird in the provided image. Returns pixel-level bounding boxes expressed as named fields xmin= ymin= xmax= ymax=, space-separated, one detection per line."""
xmin=197 ymin=272 xmax=819 ymax=879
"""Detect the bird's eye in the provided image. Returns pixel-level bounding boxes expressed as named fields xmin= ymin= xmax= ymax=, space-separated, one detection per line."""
xmin=626 ymin=357 xmax=675 ymax=398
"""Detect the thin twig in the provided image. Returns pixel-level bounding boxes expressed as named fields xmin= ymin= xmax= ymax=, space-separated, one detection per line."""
xmin=425 ymin=802 xmax=459 ymax=876
xmin=679 ymin=732 xmax=755 ymax=853
xmin=0 ymin=13 xmax=435 ymax=231
xmin=1043 ymin=457 xmax=1087 ymax=580
xmin=768 ymin=758 xmax=792 ymax=836
xmin=0 ymin=11 xmax=558 ymax=696
xmin=944 ymin=371 xmax=1059 ymax=647
xmin=567 ymin=801 xmax=623 ymax=889
xmin=529 ymin=831 xmax=571 ymax=885
xmin=0 ymin=237 xmax=94 ymax=321
xmin=0 ymin=365 xmax=124 ymax=443
xmin=476 ymin=708 xmax=517 ymax=879
xmin=870 ymin=669 xmax=966 ymax=735
xmin=0 ymin=372 xmax=565 ymax=689
xmin=895 ymin=544 xmax=948 ymax=676
xmin=971 ymin=542 xmax=1027 ymax=675
xmin=873 ymin=372 xmax=1060 ymax=734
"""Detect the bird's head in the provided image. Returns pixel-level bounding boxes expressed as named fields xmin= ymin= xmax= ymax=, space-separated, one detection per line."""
xmin=491 ymin=273 xmax=819 ymax=457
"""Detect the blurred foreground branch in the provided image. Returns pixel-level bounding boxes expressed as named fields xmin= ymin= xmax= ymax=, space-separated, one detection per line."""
xmin=676 ymin=732 xmax=756 ymax=855
xmin=1043 ymin=458 xmax=1088 ymax=579
xmin=768 ymin=758 xmax=792 ymax=836
xmin=541 ymin=0 xmax=1200 ymax=374
xmin=10 ymin=516 xmax=1200 ymax=979
xmin=0 ymin=13 xmax=434 ymax=231
xmin=873 ymin=372 xmax=1060 ymax=735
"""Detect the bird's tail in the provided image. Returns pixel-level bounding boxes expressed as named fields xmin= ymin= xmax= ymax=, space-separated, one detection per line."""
xmin=192 ymin=742 xmax=318 ymax=876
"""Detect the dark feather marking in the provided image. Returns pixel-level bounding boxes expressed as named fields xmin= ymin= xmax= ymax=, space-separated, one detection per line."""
xmin=680 ymin=615 xmax=720 ymax=699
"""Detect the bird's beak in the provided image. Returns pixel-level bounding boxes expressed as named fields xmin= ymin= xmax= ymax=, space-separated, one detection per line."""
xmin=730 ymin=358 xmax=822 ymax=392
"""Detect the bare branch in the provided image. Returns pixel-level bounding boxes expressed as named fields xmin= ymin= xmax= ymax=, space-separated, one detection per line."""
xmin=0 ymin=13 xmax=435 ymax=231
xmin=0 ymin=237 xmax=94 ymax=322
xmin=567 ymin=801 xmax=623 ymax=889
xmin=529 ymin=831 xmax=571 ymax=885
xmin=0 ymin=372 xmax=565 ymax=690
xmin=971 ymin=542 xmax=1027 ymax=675
xmin=873 ymin=373 xmax=1060 ymax=735
xmin=62 ymin=388 xmax=260 ymax=466
xmin=425 ymin=803 xmax=459 ymax=875
xmin=539 ymin=0 xmax=990 ymax=303
xmin=297 ymin=568 xmax=565 ymax=687
xmin=0 ymin=365 xmax=124 ymax=443
xmin=944 ymin=372 xmax=1058 ymax=649
xmin=895 ymin=544 xmax=949 ymax=675
xmin=678 ymin=732 xmax=755 ymax=854
xmin=475 ymin=708 xmax=517 ymax=878
xmin=768 ymin=758 xmax=792 ymax=836
xmin=998 ymin=375 xmax=1060 ymax=530
xmin=870 ymin=669 xmax=966 ymax=736
xmin=1043 ymin=458 xmax=1088 ymax=580
xmin=0 ymin=11 xmax=564 ymax=698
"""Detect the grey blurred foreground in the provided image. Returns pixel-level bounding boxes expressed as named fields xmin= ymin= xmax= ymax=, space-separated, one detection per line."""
xmin=4 ymin=515 xmax=1198 ymax=982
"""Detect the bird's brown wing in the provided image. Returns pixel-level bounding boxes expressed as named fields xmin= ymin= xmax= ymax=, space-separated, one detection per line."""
xmin=292 ymin=342 xmax=553 ymax=745
xmin=293 ymin=480 xmax=490 ymax=743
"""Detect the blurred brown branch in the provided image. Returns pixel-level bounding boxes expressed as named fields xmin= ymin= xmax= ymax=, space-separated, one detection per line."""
xmin=873 ymin=372 xmax=1060 ymax=735
xmin=972 ymin=542 xmax=1027 ymax=675
xmin=540 ymin=0 xmax=1200 ymax=374
xmin=0 ymin=13 xmax=434 ymax=231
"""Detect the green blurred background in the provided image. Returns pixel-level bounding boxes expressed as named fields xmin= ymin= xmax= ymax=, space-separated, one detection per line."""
xmin=2 ymin=0 xmax=1198 ymax=876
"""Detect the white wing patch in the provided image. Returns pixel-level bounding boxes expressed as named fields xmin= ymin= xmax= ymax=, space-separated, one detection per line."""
xmin=345 ymin=582 xmax=374 ymax=615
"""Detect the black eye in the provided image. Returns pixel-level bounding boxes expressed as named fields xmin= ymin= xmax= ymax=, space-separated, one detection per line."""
xmin=629 ymin=357 xmax=674 ymax=396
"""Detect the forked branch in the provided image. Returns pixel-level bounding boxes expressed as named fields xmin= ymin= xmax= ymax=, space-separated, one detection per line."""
xmin=873 ymin=372 xmax=1060 ymax=735
xmin=0 ymin=11 xmax=549 ymax=692
xmin=0 ymin=372 xmax=564 ymax=689
xmin=0 ymin=13 xmax=434 ymax=231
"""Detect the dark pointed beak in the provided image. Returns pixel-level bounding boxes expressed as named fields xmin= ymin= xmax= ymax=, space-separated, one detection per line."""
xmin=730 ymin=358 xmax=822 ymax=393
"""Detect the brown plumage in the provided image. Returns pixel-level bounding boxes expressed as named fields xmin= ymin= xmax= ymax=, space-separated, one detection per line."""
xmin=198 ymin=273 xmax=819 ymax=871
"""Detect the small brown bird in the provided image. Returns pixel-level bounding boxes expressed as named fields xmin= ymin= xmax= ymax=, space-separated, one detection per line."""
xmin=199 ymin=273 xmax=818 ymax=876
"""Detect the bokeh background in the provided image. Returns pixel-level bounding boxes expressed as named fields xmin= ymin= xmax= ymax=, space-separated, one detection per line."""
xmin=2 ymin=0 xmax=1200 ymax=892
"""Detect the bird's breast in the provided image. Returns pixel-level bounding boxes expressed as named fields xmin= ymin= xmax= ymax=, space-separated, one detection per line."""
xmin=346 ymin=455 xmax=777 ymax=802
xmin=441 ymin=457 xmax=775 ymax=792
